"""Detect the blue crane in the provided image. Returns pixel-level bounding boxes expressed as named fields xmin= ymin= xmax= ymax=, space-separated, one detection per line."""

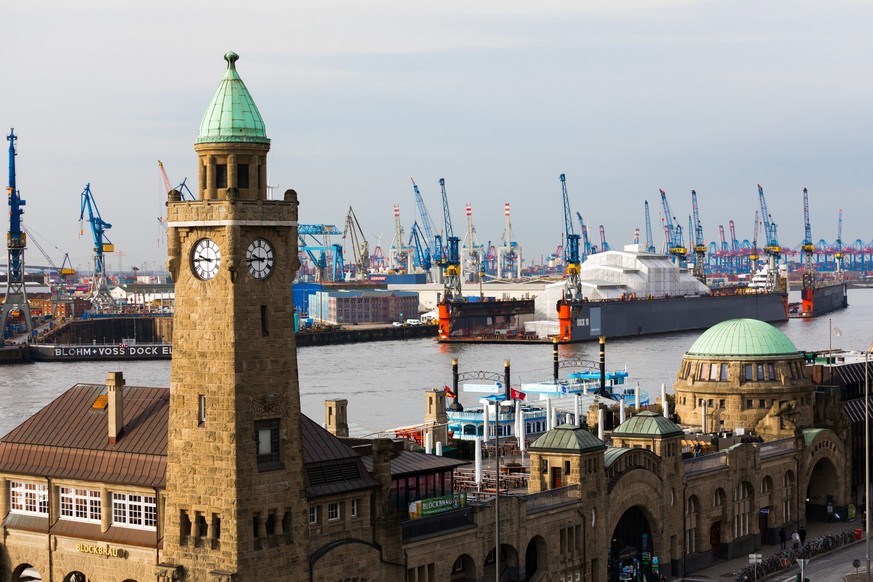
xmin=298 ymin=224 xmax=343 ymax=282
xmin=756 ymin=184 xmax=783 ymax=291
xmin=659 ymin=189 xmax=686 ymax=264
xmin=437 ymin=178 xmax=462 ymax=301
xmin=1 ymin=129 xmax=34 ymax=339
xmin=575 ymin=212 xmax=593 ymax=258
xmin=690 ymin=189 xmax=706 ymax=283
xmin=644 ymin=201 xmax=656 ymax=253
xmin=410 ymin=178 xmax=439 ymax=264
xmin=560 ymin=174 xmax=582 ymax=301
xmin=407 ymin=221 xmax=432 ymax=272
xmin=79 ymin=183 xmax=118 ymax=311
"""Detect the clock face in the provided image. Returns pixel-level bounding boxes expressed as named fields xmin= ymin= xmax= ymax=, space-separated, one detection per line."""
xmin=191 ymin=238 xmax=221 ymax=280
xmin=246 ymin=238 xmax=275 ymax=280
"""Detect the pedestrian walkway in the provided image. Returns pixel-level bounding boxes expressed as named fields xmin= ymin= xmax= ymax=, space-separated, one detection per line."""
xmin=680 ymin=520 xmax=864 ymax=582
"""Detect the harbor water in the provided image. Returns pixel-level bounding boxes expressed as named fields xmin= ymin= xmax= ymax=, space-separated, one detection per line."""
xmin=1 ymin=289 xmax=871 ymax=437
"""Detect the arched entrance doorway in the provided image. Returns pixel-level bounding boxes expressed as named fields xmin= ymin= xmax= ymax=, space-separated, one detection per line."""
xmin=484 ymin=543 xmax=522 ymax=581
xmin=450 ymin=554 xmax=476 ymax=581
xmin=525 ymin=535 xmax=548 ymax=581
xmin=610 ymin=506 xmax=654 ymax=582
xmin=806 ymin=457 xmax=840 ymax=522
xmin=12 ymin=565 xmax=42 ymax=582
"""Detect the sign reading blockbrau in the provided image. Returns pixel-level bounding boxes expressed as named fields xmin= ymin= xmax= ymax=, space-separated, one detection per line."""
xmin=408 ymin=492 xmax=467 ymax=519
xmin=76 ymin=542 xmax=127 ymax=558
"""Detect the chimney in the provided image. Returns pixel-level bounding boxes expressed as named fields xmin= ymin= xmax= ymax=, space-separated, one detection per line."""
xmin=324 ymin=399 xmax=349 ymax=437
xmin=107 ymin=371 xmax=125 ymax=444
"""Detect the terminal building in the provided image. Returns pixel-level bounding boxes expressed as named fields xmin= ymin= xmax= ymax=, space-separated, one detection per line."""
xmin=0 ymin=53 xmax=860 ymax=582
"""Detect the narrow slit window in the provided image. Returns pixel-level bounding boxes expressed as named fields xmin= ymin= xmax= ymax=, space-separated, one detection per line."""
xmin=198 ymin=394 xmax=206 ymax=425
xmin=261 ymin=305 xmax=269 ymax=337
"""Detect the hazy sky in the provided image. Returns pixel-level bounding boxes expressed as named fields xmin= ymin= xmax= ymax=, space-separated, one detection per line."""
xmin=4 ymin=0 xmax=872 ymax=273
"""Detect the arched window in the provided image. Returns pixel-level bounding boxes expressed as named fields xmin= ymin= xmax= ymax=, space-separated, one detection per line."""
xmin=783 ymin=471 xmax=795 ymax=523
xmin=733 ymin=482 xmax=754 ymax=538
xmin=713 ymin=488 xmax=726 ymax=509
xmin=686 ymin=495 xmax=700 ymax=553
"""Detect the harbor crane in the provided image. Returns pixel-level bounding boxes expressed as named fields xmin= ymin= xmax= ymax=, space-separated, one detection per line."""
xmin=643 ymin=201 xmax=656 ymax=253
xmin=834 ymin=208 xmax=844 ymax=276
xmin=749 ymin=211 xmax=760 ymax=277
xmin=388 ymin=204 xmax=408 ymax=273
xmin=575 ymin=212 xmax=593 ymax=258
xmin=407 ymin=221 xmax=431 ymax=272
xmin=438 ymin=178 xmax=462 ymax=301
xmin=158 ymin=160 xmax=195 ymax=201
xmin=599 ymin=225 xmax=611 ymax=252
xmin=560 ymin=174 xmax=582 ymax=301
xmin=341 ymin=206 xmax=369 ymax=281
xmin=461 ymin=204 xmax=482 ymax=282
xmin=410 ymin=178 xmax=439 ymax=265
xmin=499 ymin=203 xmax=522 ymax=278
xmin=801 ymin=187 xmax=815 ymax=293
xmin=659 ymin=189 xmax=686 ymax=265
xmin=690 ymin=189 xmax=706 ymax=284
xmin=298 ymin=224 xmax=343 ymax=282
xmin=756 ymin=184 xmax=783 ymax=292
xmin=79 ymin=183 xmax=118 ymax=312
xmin=1 ymin=129 xmax=34 ymax=340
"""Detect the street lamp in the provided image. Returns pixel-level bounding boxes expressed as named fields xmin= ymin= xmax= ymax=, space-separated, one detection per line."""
xmin=866 ymin=346 xmax=870 ymax=582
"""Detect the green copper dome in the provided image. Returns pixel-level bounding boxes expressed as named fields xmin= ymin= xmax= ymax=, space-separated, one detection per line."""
xmin=687 ymin=319 xmax=798 ymax=358
xmin=529 ymin=424 xmax=606 ymax=454
xmin=612 ymin=410 xmax=684 ymax=438
xmin=197 ymin=52 xmax=269 ymax=145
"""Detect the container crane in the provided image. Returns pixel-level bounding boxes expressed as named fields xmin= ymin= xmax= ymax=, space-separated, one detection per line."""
xmin=461 ymin=204 xmax=482 ymax=282
xmin=298 ymin=224 xmax=343 ymax=282
xmin=499 ymin=203 xmax=522 ymax=278
xmin=559 ymin=174 xmax=582 ymax=301
xmin=659 ymin=189 xmax=686 ymax=265
xmin=341 ymin=206 xmax=369 ymax=281
xmin=575 ymin=212 xmax=593 ymax=258
xmin=437 ymin=178 xmax=461 ymax=301
xmin=599 ymin=225 xmax=611 ymax=252
xmin=1 ymin=129 xmax=34 ymax=340
xmin=643 ymin=201 xmax=656 ymax=253
xmin=690 ymin=189 xmax=706 ymax=284
xmin=388 ymin=205 xmax=408 ymax=273
xmin=756 ymin=184 xmax=783 ymax=292
xmin=79 ymin=183 xmax=118 ymax=312
xmin=410 ymin=178 xmax=439 ymax=265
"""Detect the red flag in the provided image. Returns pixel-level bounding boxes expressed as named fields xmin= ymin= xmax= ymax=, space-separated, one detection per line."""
xmin=510 ymin=388 xmax=526 ymax=401
xmin=444 ymin=385 xmax=456 ymax=398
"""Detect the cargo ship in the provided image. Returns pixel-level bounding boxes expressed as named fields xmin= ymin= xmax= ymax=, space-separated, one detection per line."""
xmin=438 ymin=246 xmax=789 ymax=343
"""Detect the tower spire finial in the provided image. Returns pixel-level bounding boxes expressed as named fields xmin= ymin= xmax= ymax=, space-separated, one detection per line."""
xmin=224 ymin=51 xmax=239 ymax=70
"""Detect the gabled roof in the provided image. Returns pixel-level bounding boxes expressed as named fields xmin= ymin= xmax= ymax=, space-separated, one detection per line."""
xmin=529 ymin=424 xmax=606 ymax=454
xmin=612 ymin=410 xmax=683 ymax=438
xmin=301 ymin=415 xmax=379 ymax=499
xmin=0 ymin=384 xmax=168 ymax=487
xmin=360 ymin=450 xmax=468 ymax=478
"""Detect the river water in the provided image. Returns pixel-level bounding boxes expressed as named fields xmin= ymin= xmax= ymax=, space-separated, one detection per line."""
xmin=1 ymin=289 xmax=870 ymax=437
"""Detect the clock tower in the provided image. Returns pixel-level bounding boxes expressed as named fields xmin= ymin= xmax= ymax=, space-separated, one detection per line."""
xmin=161 ymin=52 xmax=309 ymax=581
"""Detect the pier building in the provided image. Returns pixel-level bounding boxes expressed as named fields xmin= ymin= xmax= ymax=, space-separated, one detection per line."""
xmin=0 ymin=52 xmax=858 ymax=582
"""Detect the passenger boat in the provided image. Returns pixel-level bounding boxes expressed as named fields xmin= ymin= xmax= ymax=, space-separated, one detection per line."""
xmin=446 ymin=370 xmax=650 ymax=441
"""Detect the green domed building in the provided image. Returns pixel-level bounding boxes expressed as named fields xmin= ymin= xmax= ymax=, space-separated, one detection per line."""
xmin=673 ymin=319 xmax=814 ymax=439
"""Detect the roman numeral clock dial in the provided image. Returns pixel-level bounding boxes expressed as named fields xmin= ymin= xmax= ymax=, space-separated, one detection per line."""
xmin=191 ymin=238 xmax=221 ymax=280
xmin=246 ymin=238 xmax=275 ymax=280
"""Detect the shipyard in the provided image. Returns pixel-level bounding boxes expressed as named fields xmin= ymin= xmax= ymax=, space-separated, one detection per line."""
xmin=2 ymin=3 xmax=873 ymax=582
